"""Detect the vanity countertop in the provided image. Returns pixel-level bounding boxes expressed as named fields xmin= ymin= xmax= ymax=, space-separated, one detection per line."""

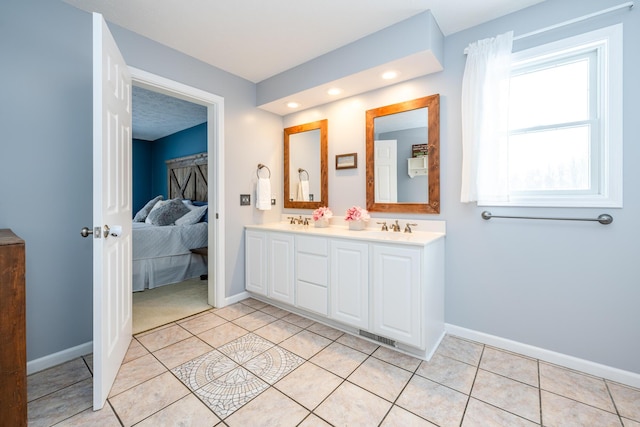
xmin=245 ymin=221 xmax=445 ymax=247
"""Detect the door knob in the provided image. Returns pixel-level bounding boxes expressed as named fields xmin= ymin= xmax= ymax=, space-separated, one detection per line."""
xmin=81 ymin=226 xmax=96 ymax=238
xmin=81 ymin=226 xmax=110 ymax=238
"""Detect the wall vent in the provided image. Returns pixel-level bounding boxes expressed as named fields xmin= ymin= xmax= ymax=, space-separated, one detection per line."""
xmin=358 ymin=330 xmax=397 ymax=347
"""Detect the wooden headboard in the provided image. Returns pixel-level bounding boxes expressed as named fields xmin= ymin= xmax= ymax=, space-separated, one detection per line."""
xmin=166 ymin=153 xmax=208 ymax=202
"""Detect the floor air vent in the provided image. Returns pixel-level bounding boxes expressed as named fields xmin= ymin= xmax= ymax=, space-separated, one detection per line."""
xmin=358 ymin=330 xmax=397 ymax=347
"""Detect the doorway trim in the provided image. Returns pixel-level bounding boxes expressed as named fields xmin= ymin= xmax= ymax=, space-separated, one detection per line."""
xmin=129 ymin=67 xmax=226 ymax=308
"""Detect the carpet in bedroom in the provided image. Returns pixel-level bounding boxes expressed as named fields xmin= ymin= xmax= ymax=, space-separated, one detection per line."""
xmin=132 ymin=278 xmax=211 ymax=334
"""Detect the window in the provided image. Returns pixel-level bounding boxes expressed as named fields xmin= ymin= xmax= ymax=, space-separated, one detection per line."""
xmin=485 ymin=24 xmax=622 ymax=207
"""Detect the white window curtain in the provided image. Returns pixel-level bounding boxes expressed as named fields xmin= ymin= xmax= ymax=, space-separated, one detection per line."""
xmin=460 ymin=31 xmax=513 ymax=203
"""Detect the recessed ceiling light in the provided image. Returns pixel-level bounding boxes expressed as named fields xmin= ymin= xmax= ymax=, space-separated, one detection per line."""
xmin=382 ymin=71 xmax=398 ymax=80
xmin=327 ymin=88 xmax=342 ymax=96
xmin=286 ymin=102 xmax=300 ymax=108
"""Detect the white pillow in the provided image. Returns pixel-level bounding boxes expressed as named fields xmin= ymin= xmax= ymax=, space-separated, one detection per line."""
xmin=175 ymin=205 xmax=208 ymax=226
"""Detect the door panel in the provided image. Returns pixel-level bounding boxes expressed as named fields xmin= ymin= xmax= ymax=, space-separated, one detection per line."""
xmin=374 ymin=140 xmax=398 ymax=202
xmin=92 ymin=12 xmax=132 ymax=410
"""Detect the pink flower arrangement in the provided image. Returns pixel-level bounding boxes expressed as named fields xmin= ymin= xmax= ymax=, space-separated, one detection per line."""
xmin=344 ymin=206 xmax=370 ymax=222
xmin=312 ymin=206 xmax=333 ymax=221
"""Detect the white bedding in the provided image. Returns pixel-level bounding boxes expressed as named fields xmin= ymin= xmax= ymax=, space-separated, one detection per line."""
xmin=132 ymin=222 xmax=208 ymax=291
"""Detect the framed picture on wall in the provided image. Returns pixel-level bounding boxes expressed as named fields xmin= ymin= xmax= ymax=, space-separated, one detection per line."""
xmin=336 ymin=153 xmax=357 ymax=170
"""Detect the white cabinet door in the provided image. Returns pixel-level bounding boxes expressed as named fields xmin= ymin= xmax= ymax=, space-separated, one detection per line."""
xmin=295 ymin=236 xmax=329 ymax=315
xmin=330 ymin=240 xmax=369 ymax=329
xmin=268 ymin=233 xmax=295 ymax=305
xmin=245 ymin=230 xmax=267 ymax=296
xmin=372 ymin=245 xmax=422 ymax=348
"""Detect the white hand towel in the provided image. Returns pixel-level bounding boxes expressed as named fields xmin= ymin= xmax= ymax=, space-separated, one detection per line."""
xmin=297 ymin=180 xmax=310 ymax=201
xmin=256 ymin=177 xmax=271 ymax=210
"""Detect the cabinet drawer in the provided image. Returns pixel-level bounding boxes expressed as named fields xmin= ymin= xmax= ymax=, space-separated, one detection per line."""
xmin=296 ymin=281 xmax=328 ymax=315
xmin=296 ymin=235 xmax=328 ymax=255
xmin=297 ymin=252 xmax=328 ymax=287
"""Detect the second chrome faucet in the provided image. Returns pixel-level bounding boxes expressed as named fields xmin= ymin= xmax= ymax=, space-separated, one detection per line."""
xmin=378 ymin=220 xmax=417 ymax=233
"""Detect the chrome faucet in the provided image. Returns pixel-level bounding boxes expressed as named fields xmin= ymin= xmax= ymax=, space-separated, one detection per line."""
xmin=391 ymin=220 xmax=401 ymax=232
xmin=287 ymin=216 xmax=305 ymax=225
xmin=404 ymin=223 xmax=417 ymax=233
xmin=377 ymin=221 xmax=388 ymax=231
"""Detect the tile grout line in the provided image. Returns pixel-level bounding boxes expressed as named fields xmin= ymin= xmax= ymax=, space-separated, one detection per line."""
xmin=538 ymin=357 xmax=543 ymax=426
xmin=458 ymin=344 xmax=485 ymax=427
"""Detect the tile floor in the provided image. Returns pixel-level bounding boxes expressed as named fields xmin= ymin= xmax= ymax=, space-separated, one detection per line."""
xmin=28 ymin=298 xmax=640 ymax=426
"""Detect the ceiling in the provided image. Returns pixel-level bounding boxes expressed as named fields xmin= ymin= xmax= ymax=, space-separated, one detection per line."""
xmin=65 ymin=0 xmax=545 ymax=138
xmin=64 ymin=0 xmax=544 ymax=83
xmin=132 ymin=86 xmax=207 ymax=141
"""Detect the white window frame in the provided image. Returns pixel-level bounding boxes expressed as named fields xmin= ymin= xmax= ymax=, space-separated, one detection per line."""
xmin=480 ymin=24 xmax=623 ymax=208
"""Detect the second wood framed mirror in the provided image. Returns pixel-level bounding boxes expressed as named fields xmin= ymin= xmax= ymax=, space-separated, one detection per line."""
xmin=366 ymin=94 xmax=440 ymax=214
xmin=284 ymin=119 xmax=328 ymax=209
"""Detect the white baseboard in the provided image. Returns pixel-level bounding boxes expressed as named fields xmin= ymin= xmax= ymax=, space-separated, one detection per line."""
xmin=446 ymin=324 xmax=640 ymax=389
xmin=225 ymin=291 xmax=251 ymax=306
xmin=27 ymin=292 xmax=251 ymax=374
xmin=27 ymin=341 xmax=93 ymax=375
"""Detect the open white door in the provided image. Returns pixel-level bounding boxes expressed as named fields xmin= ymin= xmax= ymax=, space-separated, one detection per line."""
xmin=92 ymin=12 xmax=132 ymax=410
xmin=374 ymin=139 xmax=398 ymax=203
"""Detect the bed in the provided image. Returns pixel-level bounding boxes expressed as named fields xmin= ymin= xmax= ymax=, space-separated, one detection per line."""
xmin=132 ymin=152 xmax=209 ymax=292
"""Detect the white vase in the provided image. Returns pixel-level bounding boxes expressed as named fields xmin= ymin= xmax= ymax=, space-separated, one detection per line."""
xmin=348 ymin=220 xmax=365 ymax=231
xmin=314 ymin=218 xmax=329 ymax=228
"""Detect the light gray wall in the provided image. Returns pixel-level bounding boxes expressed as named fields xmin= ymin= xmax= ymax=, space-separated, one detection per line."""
xmin=284 ymin=0 xmax=640 ymax=374
xmin=0 ymin=0 xmax=282 ymax=362
xmin=441 ymin=0 xmax=639 ymax=374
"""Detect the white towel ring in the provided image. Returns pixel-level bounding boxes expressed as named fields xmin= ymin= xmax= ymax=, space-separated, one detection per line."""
xmin=298 ymin=168 xmax=309 ymax=181
xmin=257 ymin=164 xmax=271 ymax=178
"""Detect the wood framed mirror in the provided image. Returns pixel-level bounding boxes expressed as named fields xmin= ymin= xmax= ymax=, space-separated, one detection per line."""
xmin=366 ymin=94 xmax=440 ymax=214
xmin=284 ymin=119 xmax=328 ymax=209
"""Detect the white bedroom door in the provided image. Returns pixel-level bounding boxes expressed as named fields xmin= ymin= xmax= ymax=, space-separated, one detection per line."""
xmin=91 ymin=12 xmax=133 ymax=410
xmin=374 ymin=139 xmax=398 ymax=203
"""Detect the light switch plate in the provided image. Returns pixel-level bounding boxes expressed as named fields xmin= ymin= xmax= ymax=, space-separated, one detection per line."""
xmin=240 ymin=194 xmax=251 ymax=206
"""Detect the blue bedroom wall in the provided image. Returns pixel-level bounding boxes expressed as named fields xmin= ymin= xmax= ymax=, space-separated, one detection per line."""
xmin=151 ymin=122 xmax=207 ymax=200
xmin=132 ymin=123 xmax=207 ymax=213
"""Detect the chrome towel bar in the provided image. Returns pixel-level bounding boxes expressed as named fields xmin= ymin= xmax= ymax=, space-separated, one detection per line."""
xmin=257 ymin=163 xmax=271 ymax=178
xmin=481 ymin=211 xmax=613 ymax=225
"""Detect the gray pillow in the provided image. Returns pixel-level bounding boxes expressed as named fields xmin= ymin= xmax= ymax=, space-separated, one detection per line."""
xmin=146 ymin=198 xmax=191 ymax=226
xmin=175 ymin=205 xmax=207 ymax=226
xmin=133 ymin=195 xmax=163 ymax=222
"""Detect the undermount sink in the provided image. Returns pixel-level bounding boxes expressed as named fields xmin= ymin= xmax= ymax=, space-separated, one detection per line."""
xmin=362 ymin=230 xmax=415 ymax=240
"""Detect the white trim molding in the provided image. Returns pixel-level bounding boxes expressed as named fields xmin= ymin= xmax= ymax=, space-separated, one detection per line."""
xmin=446 ymin=324 xmax=640 ymax=389
xmin=129 ymin=66 xmax=227 ymax=309
xmin=27 ymin=342 xmax=93 ymax=375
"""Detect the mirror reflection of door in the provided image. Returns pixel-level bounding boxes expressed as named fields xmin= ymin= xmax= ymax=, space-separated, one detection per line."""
xmin=374 ymin=139 xmax=398 ymax=202
xmin=373 ymin=107 xmax=428 ymax=204
xmin=289 ymin=129 xmax=320 ymax=202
